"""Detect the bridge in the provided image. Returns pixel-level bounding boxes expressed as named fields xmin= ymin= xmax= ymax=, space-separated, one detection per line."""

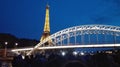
xmin=10 ymin=24 xmax=120 ymax=55
xmin=1 ymin=4 xmax=120 ymax=67
xmin=7 ymin=5 xmax=120 ymax=56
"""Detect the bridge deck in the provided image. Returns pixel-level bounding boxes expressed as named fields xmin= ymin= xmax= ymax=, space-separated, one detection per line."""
xmin=11 ymin=44 xmax=120 ymax=52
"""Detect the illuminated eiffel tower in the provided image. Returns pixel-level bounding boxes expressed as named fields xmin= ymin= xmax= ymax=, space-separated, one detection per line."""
xmin=40 ymin=4 xmax=52 ymax=46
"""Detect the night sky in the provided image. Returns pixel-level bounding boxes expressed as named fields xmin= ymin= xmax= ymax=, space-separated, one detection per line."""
xmin=0 ymin=0 xmax=120 ymax=40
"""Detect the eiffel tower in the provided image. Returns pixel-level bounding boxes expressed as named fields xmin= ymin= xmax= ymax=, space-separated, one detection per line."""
xmin=40 ymin=4 xmax=52 ymax=46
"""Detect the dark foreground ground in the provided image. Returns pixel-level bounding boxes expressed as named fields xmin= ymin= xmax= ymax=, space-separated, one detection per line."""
xmin=8 ymin=50 xmax=120 ymax=67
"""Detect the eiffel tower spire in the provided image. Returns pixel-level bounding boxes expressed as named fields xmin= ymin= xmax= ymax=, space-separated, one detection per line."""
xmin=44 ymin=4 xmax=50 ymax=32
xmin=40 ymin=4 xmax=52 ymax=45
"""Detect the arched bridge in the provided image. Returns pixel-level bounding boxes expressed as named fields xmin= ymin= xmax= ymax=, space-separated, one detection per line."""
xmin=11 ymin=25 xmax=120 ymax=55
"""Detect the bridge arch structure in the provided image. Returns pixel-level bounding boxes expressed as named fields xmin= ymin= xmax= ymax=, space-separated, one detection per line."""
xmin=26 ymin=24 xmax=120 ymax=55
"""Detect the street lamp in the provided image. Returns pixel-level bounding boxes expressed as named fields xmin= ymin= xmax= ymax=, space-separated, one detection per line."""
xmin=5 ymin=42 xmax=8 ymax=45
xmin=15 ymin=43 xmax=18 ymax=48
xmin=4 ymin=42 xmax=8 ymax=57
xmin=15 ymin=43 xmax=18 ymax=46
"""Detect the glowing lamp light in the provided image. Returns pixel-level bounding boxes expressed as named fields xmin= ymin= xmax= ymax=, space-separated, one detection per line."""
xmin=80 ymin=52 xmax=84 ymax=55
xmin=73 ymin=51 xmax=78 ymax=55
xmin=61 ymin=51 xmax=66 ymax=56
xmin=22 ymin=55 xmax=25 ymax=59
xmin=5 ymin=42 xmax=8 ymax=45
xmin=15 ymin=43 xmax=18 ymax=46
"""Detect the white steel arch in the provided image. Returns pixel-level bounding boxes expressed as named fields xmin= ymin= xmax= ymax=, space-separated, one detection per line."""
xmin=27 ymin=25 xmax=120 ymax=55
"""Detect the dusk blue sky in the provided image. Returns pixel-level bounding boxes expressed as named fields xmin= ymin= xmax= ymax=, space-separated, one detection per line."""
xmin=0 ymin=0 xmax=120 ymax=40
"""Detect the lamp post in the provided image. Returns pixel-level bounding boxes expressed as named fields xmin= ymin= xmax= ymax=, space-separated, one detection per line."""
xmin=15 ymin=43 xmax=18 ymax=48
xmin=4 ymin=42 xmax=8 ymax=57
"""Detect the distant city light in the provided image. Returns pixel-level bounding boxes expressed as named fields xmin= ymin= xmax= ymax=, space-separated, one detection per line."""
xmin=61 ymin=51 xmax=66 ymax=56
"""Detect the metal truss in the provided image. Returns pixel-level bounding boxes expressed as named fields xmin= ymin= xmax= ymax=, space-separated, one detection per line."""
xmin=27 ymin=25 xmax=120 ymax=55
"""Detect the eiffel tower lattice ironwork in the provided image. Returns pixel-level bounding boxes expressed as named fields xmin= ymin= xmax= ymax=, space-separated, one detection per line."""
xmin=40 ymin=4 xmax=52 ymax=46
